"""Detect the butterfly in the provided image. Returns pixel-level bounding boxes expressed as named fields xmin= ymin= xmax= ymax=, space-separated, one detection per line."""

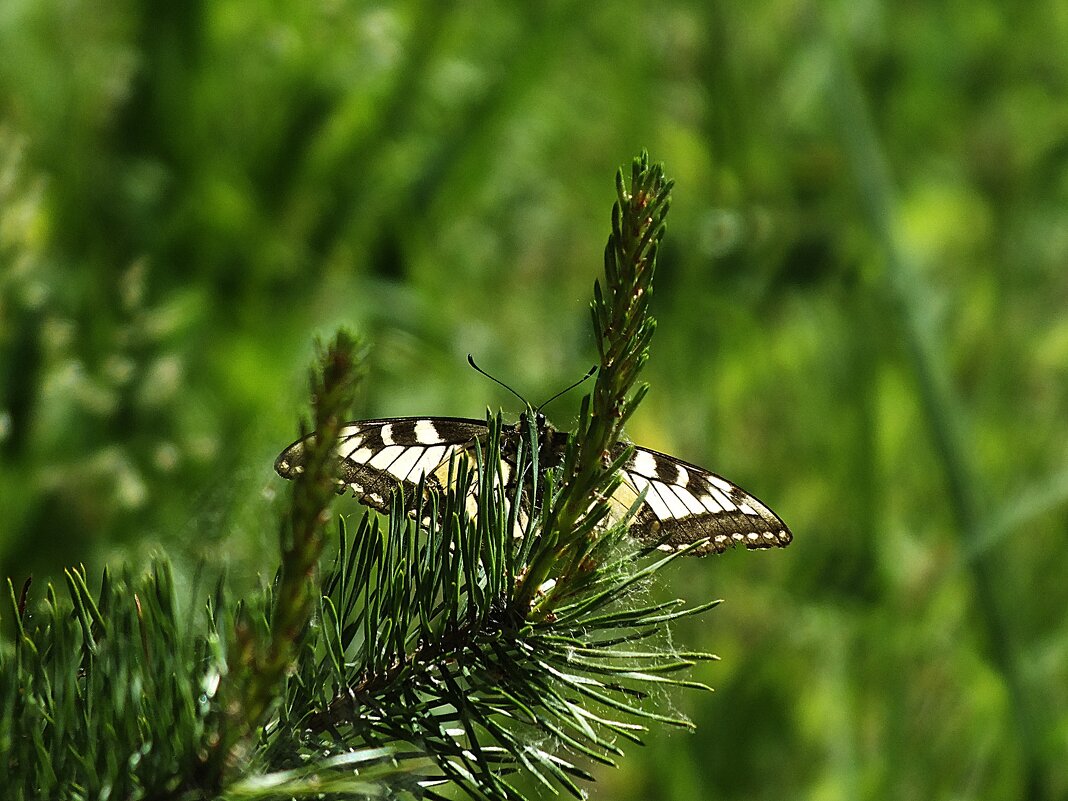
xmin=274 ymin=410 xmax=792 ymax=557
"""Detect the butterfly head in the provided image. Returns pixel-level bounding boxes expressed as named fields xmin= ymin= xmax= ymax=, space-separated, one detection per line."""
xmin=515 ymin=407 xmax=568 ymax=469
xmin=517 ymin=408 xmax=548 ymax=431
xmin=516 ymin=408 xmax=548 ymax=446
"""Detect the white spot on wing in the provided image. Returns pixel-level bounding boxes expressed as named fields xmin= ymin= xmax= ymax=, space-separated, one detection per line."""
xmin=369 ymin=445 xmax=404 ymax=469
xmin=414 ymin=420 xmax=441 ymax=444
xmin=658 ymin=483 xmax=691 ymax=518
xmin=675 ymin=465 xmax=689 ymax=486
xmin=631 ymin=450 xmax=658 ymax=477
xmin=671 ymin=485 xmax=704 ymax=515
xmin=513 ymin=511 xmax=529 ymax=539
xmin=347 ymin=446 xmax=374 ymax=463
xmin=709 ymin=476 xmax=734 ymax=495
xmin=738 ymin=502 xmax=758 ymax=516
xmin=386 ymin=446 xmax=422 ymax=479
xmin=706 ymin=483 xmax=736 ymax=512
xmin=413 ymin=445 xmax=448 ymax=476
xmin=380 ymin=424 xmax=394 ymax=446
xmin=627 ymin=471 xmax=649 ymax=499
xmin=629 ymin=473 xmax=670 ymax=519
xmin=698 ymin=494 xmax=723 ymax=513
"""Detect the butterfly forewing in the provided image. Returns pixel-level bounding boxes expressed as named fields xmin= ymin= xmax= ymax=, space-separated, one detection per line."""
xmin=275 ymin=417 xmax=533 ymax=534
xmin=275 ymin=417 xmax=489 ymax=514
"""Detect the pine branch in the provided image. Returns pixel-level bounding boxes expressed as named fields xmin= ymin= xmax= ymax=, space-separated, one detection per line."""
xmin=261 ymin=154 xmax=709 ymax=801
xmin=1 ymin=560 xmax=231 ymax=800
xmin=0 ymin=154 xmax=723 ymax=801
xmin=519 ymin=152 xmax=673 ymax=610
xmin=218 ymin=331 xmax=362 ymax=770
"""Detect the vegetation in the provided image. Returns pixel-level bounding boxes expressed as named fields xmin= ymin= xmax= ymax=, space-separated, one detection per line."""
xmin=2 ymin=2 xmax=1067 ymax=799
xmin=2 ymin=155 xmax=729 ymax=800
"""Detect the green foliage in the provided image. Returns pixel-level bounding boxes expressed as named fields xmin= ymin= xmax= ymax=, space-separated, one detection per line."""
xmin=1 ymin=155 xmax=720 ymax=800
xmin=1 ymin=562 xmax=228 ymax=800
xmin=3 ymin=3 xmax=1067 ymax=799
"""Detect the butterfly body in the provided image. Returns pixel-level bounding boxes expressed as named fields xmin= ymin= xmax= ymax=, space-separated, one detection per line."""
xmin=275 ymin=414 xmax=792 ymax=556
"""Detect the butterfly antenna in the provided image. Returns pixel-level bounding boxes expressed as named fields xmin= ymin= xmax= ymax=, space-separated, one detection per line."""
xmin=537 ymin=364 xmax=597 ymax=412
xmin=467 ymin=354 xmax=528 ymax=406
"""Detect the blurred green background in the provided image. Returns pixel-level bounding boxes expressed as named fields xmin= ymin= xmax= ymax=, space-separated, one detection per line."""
xmin=2 ymin=1 xmax=1066 ymax=798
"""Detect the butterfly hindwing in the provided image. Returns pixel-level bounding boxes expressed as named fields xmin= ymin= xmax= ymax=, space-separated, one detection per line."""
xmin=607 ymin=444 xmax=792 ymax=555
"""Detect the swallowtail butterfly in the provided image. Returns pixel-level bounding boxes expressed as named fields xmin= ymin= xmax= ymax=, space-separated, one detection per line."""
xmin=274 ymin=411 xmax=792 ymax=557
